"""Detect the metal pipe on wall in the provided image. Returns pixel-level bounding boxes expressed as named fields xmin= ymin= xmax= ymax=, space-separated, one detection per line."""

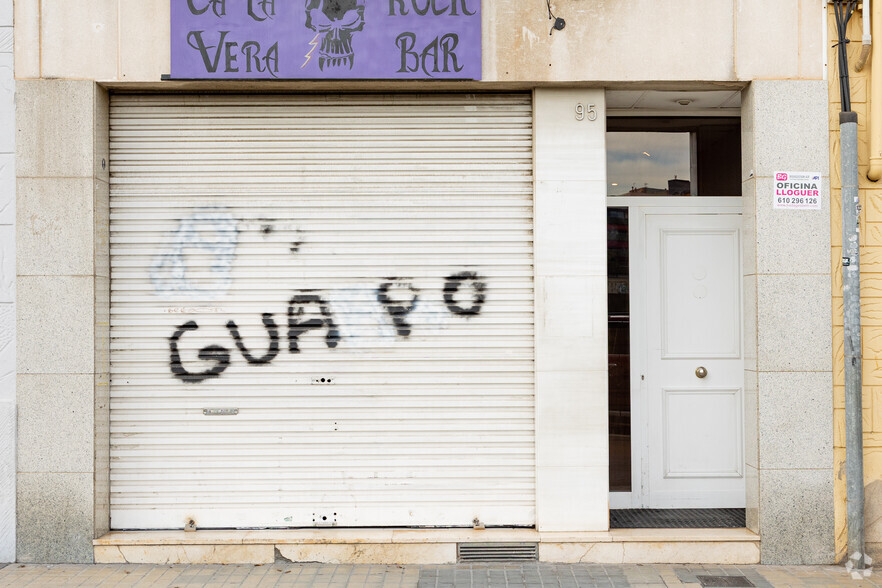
xmin=867 ymin=0 xmax=882 ymax=180
xmin=841 ymin=111 xmax=866 ymax=570
xmin=833 ymin=0 xmax=867 ymax=570
xmin=856 ymin=0 xmax=872 ymax=71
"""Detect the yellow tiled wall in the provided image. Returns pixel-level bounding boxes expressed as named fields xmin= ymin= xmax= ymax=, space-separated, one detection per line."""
xmin=829 ymin=7 xmax=882 ymax=563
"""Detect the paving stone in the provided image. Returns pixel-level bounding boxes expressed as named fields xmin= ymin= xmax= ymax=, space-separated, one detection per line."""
xmin=1 ymin=563 xmax=881 ymax=587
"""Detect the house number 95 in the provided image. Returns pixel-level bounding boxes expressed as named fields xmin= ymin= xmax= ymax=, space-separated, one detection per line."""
xmin=575 ymin=103 xmax=598 ymax=122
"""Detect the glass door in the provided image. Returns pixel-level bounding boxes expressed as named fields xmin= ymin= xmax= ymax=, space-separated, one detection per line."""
xmin=608 ymin=207 xmax=631 ymax=493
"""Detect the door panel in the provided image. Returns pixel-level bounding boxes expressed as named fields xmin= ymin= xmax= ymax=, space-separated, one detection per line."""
xmin=659 ymin=229 xmax=741 ymax=359
xmin=662 ymin=388 xmax=742 ymax=478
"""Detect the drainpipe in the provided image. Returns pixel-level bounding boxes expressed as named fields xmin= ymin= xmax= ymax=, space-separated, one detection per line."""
xmin=856 ymin=1 xmax=872 ymax=71
xmin=868 ymin=0 xmax=882 ymax=180
xmin=842 ymin=112 xmax=866 ymax=570
xmin=834 ymin=0 xmax=867 ymax=570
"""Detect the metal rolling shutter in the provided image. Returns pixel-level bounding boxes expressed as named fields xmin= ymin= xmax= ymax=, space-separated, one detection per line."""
xmin=109 ymin=94 xmax=535 ymax=530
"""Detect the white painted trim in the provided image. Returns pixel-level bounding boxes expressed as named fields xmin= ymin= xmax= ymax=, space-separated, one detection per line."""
xmin=609 ymin=491 xmax=634 ymax=509
xmin=632 ymin=206 xmax=650 ymax=508
xmin=607 ymin=196 xmax=743 ymax=209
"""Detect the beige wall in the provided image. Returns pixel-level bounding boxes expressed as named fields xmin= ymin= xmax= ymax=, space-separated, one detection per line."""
xmin=13 ymin=0 xmax=824 ymax=83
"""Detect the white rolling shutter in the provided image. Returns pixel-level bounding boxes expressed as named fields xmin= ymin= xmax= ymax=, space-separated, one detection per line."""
xmin=109 ymin=94 xmax=535 ymax=530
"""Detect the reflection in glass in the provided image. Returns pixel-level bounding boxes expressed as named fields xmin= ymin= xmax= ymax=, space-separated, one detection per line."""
xmin=608 ymin=207 xmax=631 ymax=492
xmin=607 ymin=132 xmax=691 ymax=196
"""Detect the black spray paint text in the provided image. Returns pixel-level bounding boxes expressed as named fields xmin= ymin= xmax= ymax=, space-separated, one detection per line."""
xmin=169 ymin=272 xmax=486 ymax=383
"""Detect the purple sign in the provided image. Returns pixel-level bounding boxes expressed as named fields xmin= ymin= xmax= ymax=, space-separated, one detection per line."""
xmin=171 ymin=0 xmax=482 ymax=80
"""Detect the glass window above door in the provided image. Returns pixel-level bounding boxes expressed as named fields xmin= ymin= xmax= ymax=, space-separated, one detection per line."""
xmin=607 ymin=117 xmax=742 ymax=197
xmin=607 ymin=132 xmax=692 ymax=196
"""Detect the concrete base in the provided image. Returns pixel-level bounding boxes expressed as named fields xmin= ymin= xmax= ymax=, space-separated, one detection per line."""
xmin=94 ymin=528 xmax=760 ymax=565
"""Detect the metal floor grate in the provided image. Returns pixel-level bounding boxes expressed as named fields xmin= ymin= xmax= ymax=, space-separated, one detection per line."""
xmin=696 ymin=575 xmax=756 ymax=587
xmin=457 ymin=543 xmax=539 ymax=563
xmin=610 ymin=508 xmax=745 ymax=529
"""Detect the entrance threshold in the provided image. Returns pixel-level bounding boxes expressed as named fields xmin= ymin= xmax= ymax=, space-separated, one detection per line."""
xmin=610 ymin=509 xmax=746 ymax=529
xmin=94 ymin=528 xmax=759 ymax=565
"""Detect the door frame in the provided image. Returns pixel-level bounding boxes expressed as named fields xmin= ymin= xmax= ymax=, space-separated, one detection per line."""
xmin=607 ymin=196 xmax=743 ymax=510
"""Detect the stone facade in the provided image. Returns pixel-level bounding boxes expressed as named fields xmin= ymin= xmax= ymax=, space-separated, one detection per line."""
xmin=15 ymin=81 xmax=110 ymax=564
xmin=7 ymin=0 xmax=835 ymax=565
xmin=742 ymin=80 xmax=834 ymax=565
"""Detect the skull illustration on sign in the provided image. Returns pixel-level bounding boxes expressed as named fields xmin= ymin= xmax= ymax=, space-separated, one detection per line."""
xmin=305 ymin=0 xmax=366 ymax=71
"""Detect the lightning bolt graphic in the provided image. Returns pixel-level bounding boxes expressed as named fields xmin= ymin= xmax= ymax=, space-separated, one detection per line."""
xmin=302 ymin=33 xmax=320 ymax=69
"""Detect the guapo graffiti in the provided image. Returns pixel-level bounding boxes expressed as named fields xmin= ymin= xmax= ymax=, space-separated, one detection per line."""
xmin=155 ymin=211 xmax=488 ymax=383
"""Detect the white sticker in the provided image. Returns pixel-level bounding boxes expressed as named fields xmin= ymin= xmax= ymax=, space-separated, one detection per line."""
xmin=773 ymin=172 xmax=823 ymax=210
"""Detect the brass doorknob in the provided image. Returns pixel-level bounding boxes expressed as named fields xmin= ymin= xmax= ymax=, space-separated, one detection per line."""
xmin=695 ymin=366 xmax=708 ymax=378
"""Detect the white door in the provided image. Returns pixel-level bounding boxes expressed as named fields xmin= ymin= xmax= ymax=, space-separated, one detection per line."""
xmin=642 ymin=212 xmax=745 ymax=508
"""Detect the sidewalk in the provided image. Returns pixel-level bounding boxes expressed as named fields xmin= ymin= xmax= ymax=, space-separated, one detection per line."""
xmin=0 ymin=562 xmax=877 ymax=587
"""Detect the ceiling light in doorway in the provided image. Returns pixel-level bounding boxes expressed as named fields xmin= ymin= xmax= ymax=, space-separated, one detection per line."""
xmin=642 ymin=152 xmax=651 ymax=158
